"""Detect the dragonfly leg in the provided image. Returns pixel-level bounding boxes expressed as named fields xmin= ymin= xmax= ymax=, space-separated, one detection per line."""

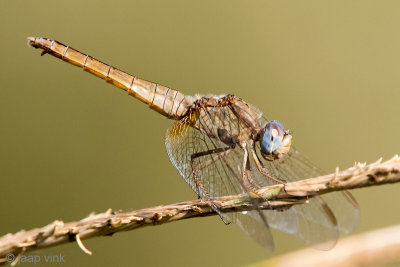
xmin=240 ymin=144 xmax=263 ymax=193
xmin=249 ymin=140 xmax=287 ymax=184
xmin=244 ymin=160 xmax=262 ymax=190
xmin=190 ymin=146 xmax=233 ymax=172
xmin=190 ymin=146 xmax=235 ymax=224
xmin=239 ymin=143 xmax=273 ymax=231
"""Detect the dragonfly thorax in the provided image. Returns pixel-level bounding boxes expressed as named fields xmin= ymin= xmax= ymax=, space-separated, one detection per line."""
xmin=260 ymin=120 xmax=292 ymax=161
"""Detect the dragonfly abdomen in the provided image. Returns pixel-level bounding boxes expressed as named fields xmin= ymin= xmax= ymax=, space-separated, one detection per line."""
xmin=28 ymin=37 xmax=192 ymax=120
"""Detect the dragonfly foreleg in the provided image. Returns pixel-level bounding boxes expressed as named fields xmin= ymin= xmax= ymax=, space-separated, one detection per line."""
xmin=249 ymin=140 xmax=287 ymax=184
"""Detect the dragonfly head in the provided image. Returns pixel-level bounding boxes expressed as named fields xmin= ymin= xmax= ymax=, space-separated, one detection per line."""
xmin=260 ymin=120 xmax=292 ymax=161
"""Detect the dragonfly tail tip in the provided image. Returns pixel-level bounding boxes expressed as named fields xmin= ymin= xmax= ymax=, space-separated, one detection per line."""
xmin=27 ymin=37 xmax=37 ymax=48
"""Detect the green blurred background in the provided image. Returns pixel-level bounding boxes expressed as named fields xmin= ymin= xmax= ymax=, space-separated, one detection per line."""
xmin=1 ymin=0 xmax=400 ymax=266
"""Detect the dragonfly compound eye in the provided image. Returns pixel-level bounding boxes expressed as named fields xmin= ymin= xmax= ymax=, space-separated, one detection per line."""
xmin=260 ymin=120 xmax=284 ymax=159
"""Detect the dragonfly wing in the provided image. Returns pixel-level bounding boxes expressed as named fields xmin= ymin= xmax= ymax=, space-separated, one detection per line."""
xmin=165 ymin=105 xmax=275 ymax=250
xmin=165 ymin=103 xmax=359 ymax=250
xmin=165 ymin=105 xmax=245 ymax=202
xmin=235 ymin=211 xmax=275 ymax=250
xmin=274 ymin=148 xmax=360 ymax=233
xmin=252 ymin=139 xmax=360 ymax=249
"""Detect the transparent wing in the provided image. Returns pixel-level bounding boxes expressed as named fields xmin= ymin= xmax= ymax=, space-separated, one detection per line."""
xmin=165 ymin=105 xmax=246 ymax=200
xmin=165 ymin=104 xmax=275 ymax=250
xmin=165 ymin=103 xmax=359 ymax=250
xmin=251 ymin=117 xmax=360 ymax=249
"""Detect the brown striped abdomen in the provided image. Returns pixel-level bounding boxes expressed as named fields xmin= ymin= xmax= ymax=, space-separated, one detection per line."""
xmin=28 ymin=37 xmax=192 ymax=120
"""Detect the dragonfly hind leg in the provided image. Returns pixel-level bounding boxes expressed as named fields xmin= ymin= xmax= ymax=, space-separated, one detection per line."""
xmin=190 ymin=146 xmax=235 ymax=224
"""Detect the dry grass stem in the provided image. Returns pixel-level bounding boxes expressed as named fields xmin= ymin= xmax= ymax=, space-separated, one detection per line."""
xmin=0 ymin=155 xmax=399 ymax=264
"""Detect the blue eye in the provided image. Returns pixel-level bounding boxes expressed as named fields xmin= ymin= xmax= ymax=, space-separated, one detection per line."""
xmin=260 ymin=120 xmax=284 ymax=154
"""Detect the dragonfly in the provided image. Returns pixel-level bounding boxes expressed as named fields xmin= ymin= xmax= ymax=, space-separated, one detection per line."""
xmin=28 ymin=37 xmax=359 ymax=250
